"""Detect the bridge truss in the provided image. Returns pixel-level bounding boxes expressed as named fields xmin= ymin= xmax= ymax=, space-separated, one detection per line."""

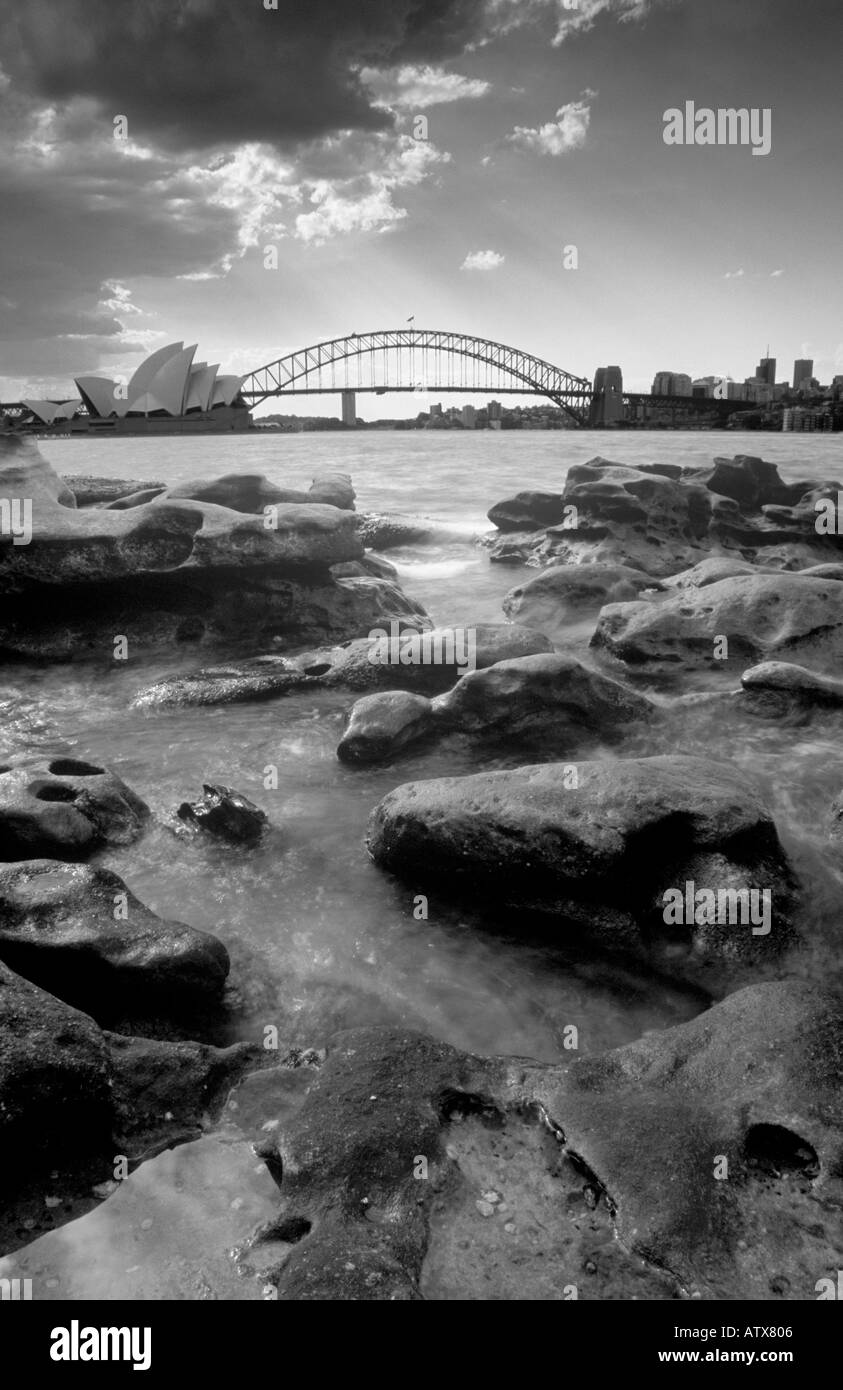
xmin=240 ymin=330 xmax=594 ymax=425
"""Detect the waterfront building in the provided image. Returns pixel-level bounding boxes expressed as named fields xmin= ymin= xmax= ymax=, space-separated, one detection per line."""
xmin=793 ymin=358 xmax=814 ymax=390
xmin=755 ymin=356 xmax=777 ymax=386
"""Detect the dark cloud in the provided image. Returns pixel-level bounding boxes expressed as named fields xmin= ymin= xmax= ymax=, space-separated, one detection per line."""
xmin=0 ymin=0 xmax=491 ymax=151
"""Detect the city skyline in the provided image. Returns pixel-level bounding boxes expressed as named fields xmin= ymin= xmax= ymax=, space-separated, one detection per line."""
xmin=1 ymin=0 xmax=841 ymax=414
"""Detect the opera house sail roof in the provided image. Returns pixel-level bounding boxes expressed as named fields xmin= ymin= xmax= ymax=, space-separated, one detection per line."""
xmin=22 ymin=343 xmax=247 ymax=428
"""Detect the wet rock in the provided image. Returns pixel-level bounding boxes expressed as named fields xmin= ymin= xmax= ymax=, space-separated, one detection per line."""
xmin=62 ymin=476 xmax=166 ymax=507
xmin=247 ymin=1028 xmax=669 ymax=1302
xmin=132 ymin=624 xmax=551 ymax=710
xmin=107 ymin=1034 xmax=261 ymax=1156
xmin=331 ymin=553 xmax=398 ymax=580
xmin=246 ymin=985 xmax=842 ymax=1300
xmin=338 ymin=655 xmax=653 ymax=765
xmin=592 ymin=573 xmax=843 ymax=673
xmin=0 ymin=859 xmax=230 ymax=1021
xmin=486 ymin=456 xmax=843 ymax=577
xmin=368 ymin=755 xmax=796 ymax=983
xmin=502 ymin=563 xmax=659 ymax=637
xmin=177 ymin=784 xmax=268 ymax=844
xmin=741 ymin=661 xmax=843 ymax=707
xmin=0 ymin=437 xmax=381 ymax=659
xmin=165 ymin=470 xmax=355 ymax=512
xmin=0 ymin=755 xmax=149 ymax=861
xmin=532 ymin=980 xmax=843 ymax=1298
xmin=0 ymin=1136 xmax=283 ymax=1300
xmin=355 ymin=512 xmax=438 ymax=549
xmin=0 ymin=961 xmax=112 ymax=1184
xmin=487 ymin=491 xmax=569 ymax=533
xmin=338 ymin=692 xmax=437 ymax=764
xmin=662 ymin=556 xmax=761 ymax=589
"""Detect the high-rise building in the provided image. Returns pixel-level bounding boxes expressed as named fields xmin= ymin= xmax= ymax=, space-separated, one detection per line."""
xmin=461 ymin=405 xmax=477 ymax=428
xmin=793 ymin=359 xmax=814 ymax=389
xmin=652 ymin=372 xmax=693 ymax=396
xmin=488 ymin=400 xmax=502 ymax=420
xmin=755 ymin=356 xmax=776 ymax=385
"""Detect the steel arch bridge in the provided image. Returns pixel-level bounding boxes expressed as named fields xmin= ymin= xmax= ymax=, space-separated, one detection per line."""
xmin=240 ymin=330 xmax=593 ymax=425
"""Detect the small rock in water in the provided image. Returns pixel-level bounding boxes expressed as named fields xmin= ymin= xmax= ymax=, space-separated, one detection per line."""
xmin=176 ymin=784 xmax=268 ymax=844
xmin=475 ymin=1200 xmax=496 ymax=1218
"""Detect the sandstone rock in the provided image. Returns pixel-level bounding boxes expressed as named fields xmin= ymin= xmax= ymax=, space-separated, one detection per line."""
xmin=592 ymin=573 xmax=843 ymax=672
xmin=331 ymin=553 xmax=398 ymax=580
xmin=62 ymin=476 xmax=166 ymax=507
xmin=337 ymin=691 xmax=437 ymax=764
xmin=243 ymin=986 xmax=842 ymax=1300
xmin=487 ymin=491 xmax=568 ymax=533
xmin=368 ymin=755 xmax=796 ymax=983
xmin=0 ymin=437 xmax=381 ymax=658
xmin=0 ymin=961 xmax=112 ymax=1184
xmin=176 ymin=784 xmax=268 ymax=843
xmin=530 ymin=980 xmax=843 ymax=1299
xmin=0 ymin=1136 xmax=283 ymax=1300
xmin=663 ymin=556 xmax=761 ymax=589
xmin=355 ymin=512 xmax=438 ymax=549
xmin=338 ymin=655 xmax=653 ymax=765
xmin=502 ymin=563 xmax=659 ymax=637
xmin=107 ymin=1034 xmax=261 ymax=1155
xmin=741 ymin=661 xmax=843 ymax=707
xmin=0 ymin=755 xmax=149 ymax=861
xmin=486 ymin=456 xmax=843 ymax=577
xmin=165 ymin=470 xmax=355 ymax=512
xmin=132 ymin=624 xmax=552 ymax=710
xmin=0 ymin=859 xmax=230 ymax=1021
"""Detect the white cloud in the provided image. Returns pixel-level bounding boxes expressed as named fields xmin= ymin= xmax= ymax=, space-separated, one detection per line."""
xmin=294 ymin=136 xmax=449 ymax=245
xmin=770 ymin=268 xmax=785 ymax=277
xmin=485 ymin=0 xmax=660 ymax=47
xmin=724 ymin=268 xmax=745 ymax=279
xmin=508 ymin=92 xmax=595 ymax=155
xmin=461 ymin=249 xmax=505 ymax=271
xmin=360 ymin=64 xmax=491 ymax=111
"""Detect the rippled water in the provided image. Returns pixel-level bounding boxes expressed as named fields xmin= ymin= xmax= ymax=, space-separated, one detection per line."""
xmin=4 ymin=430 xmax=842 ymax=1063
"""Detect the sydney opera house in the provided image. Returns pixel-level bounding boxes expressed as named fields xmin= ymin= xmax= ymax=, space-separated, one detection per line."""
xmin=18 ymin=342 xmax=251 ymax=433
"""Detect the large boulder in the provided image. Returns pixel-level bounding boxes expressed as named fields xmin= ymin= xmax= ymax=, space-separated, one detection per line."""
xmin=741 ymin=661 xmax=843 ymax=708
xmin=487 ymin=491 xmax=569 ymax=533
xmin=0 ymin=860 xmax=230 ymax=1022
xmin=592 ymin=573 xmax=843 ymax=673
xmin=0 ymin=755 xmax=149 ymax=861
xmin=0 ymin=438 xmax=407 ymax=658
xmin=337 ymin=655 xmax=653 ymax=765
xmin=132 ymin=624 xmax=552 ymax=710
xmin=368 ymin=755 xmax=796 ymax=984
xmin=502 ymin=564 xmax=660 ymax=639
xmin=166 ymin=470 xmax=355 ymax=513
xmin=486 ymin=456 xmax=843 ymax=577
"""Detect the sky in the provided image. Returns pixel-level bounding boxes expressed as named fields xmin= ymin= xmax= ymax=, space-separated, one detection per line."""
xmin=1 ymin=0 xmax=841 ymax=416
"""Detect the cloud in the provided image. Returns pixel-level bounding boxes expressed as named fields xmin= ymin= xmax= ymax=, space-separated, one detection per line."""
xmin=724 ymin=268 xmax=745 ymax=279
xmin=770 ymin=268 xmax=785 ymax=277
xmin=461 ymin=249 xmax=505 ymax=270
xmin=0 ymin=0 xmax=498 ymax=151
xmin=508 ymin=92 xmax=595 ymax=155
xmin=485 ymin=0 xmax=661 ymax=46
xmin=361 ymin=63 xmax=491 ymax=110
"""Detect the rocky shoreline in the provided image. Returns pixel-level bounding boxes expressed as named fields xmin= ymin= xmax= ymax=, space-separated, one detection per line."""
xmin=1 ymin=437 xmax=841 ymax=1300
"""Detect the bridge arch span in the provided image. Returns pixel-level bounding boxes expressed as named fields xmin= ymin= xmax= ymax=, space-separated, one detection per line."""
xmin=240 ymin=329 xmax=593 ymax=425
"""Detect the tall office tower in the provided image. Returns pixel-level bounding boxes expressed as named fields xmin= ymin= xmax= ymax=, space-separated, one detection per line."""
xmin=488 ymin=400 xmax=502 ymax=420
xmin=461 ymin=405 xmax=477 ymax=428
xmin=652 ymin=371 xmax=672 ymax=394
xmin=755 ymin=356 xmax=776 ymax=385
xmin=793 ymin=358 xmax=814 ymax=389
xmin=672 ymin=374 xmax=693 ymax=396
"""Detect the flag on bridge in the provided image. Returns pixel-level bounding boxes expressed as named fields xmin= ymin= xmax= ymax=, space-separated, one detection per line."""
xmin=406 ymin=315 xmax=415 ymax=323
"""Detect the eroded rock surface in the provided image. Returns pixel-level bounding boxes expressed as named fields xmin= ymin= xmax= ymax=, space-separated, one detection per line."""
xmin=0 ymin=755 xmax=149 ymax=861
